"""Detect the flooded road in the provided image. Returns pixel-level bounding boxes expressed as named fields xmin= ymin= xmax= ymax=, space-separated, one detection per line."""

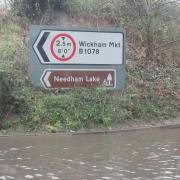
xmin=0 ymin=128 xmax=179 ymax=180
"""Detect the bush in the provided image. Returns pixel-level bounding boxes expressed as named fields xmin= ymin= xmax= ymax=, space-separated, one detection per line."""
xmin=10 ymin=0 xmax=48 ymax=21
xmin=25 ymin=88 xmax=114 ymax=131
xmin=0 ymin=72 xmax=13 ymax=122
xmin=0 ymin=17 xmax=28 ymax=128
xmin=9 ymin=0 xmax=66 ymax=22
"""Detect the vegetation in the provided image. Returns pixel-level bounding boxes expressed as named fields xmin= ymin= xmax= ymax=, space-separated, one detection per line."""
xmin=0 ymin=0 xmax=179 ymax=132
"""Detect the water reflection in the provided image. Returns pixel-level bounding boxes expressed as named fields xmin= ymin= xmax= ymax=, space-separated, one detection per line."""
xmin=0 ymin=128 xmax=179 ymax=180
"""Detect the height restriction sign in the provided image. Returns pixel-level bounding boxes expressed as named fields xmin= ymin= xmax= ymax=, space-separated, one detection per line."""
xmin=50 ymin=33 xmax=76 ymax=61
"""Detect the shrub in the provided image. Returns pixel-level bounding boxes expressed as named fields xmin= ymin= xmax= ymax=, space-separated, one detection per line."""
xmin=9 ymin=0 xmax=67 ymax=22
xmin=0 ymin=72 xmax=13 ymax=123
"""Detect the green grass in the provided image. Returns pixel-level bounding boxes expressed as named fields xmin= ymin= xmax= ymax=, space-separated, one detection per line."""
xmin=0 ymin=4 xmax=179 ymax=132
xmin=18 ymin=87 xmax=178 ymax=133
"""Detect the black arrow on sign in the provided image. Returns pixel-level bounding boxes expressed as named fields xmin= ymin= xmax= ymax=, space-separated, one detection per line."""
xmin=37 ymin=32 xmax=50 ymax=62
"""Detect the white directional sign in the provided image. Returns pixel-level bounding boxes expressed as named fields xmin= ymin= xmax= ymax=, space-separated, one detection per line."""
xmin=33 ymin=30 xmax=124 ymax=65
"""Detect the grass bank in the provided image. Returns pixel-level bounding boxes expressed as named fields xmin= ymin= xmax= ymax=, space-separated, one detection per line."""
xmin=0 ymin=2 xmax=180 ymax=133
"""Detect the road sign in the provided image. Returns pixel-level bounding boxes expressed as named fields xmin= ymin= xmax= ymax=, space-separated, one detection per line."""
xmin=33 ymin=30 xmax=124 ymax=65
xmin=41 ymin=69 xmax=116 ymax=89
xmin=29 ymin=25 xmax=126 ymax=90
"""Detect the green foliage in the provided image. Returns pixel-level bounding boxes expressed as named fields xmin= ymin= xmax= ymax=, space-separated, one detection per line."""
xmin=0 ymin=1 xmax=179 ymax=132
xmin=9 ymin=0 xmax=48 ymax=21
xmin=25 ymin=89 xmax=114 ymax=131
xmin=22 ymin=87 xmax=178 ymax=132
xmin=0 ymin=72 xmax=12 ymax=120
xmin=0 ymin=17 xmax=28 ymax=128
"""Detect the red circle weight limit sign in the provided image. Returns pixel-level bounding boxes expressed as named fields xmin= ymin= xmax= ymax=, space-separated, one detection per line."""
xmin=50 ymin=33 xmax=76 ymax=62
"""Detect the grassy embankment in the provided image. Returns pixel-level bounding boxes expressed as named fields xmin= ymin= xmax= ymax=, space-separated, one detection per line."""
xmin=0 ymin=1 xmax=179 ymax=133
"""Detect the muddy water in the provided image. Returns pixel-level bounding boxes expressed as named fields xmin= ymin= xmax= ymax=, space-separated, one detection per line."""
xmin=0 ymin=128 xmax=179 ymax=180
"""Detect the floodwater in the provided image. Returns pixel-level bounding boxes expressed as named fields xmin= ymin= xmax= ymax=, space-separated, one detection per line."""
xmin=0 ymin=129 xmax=179 ymax=180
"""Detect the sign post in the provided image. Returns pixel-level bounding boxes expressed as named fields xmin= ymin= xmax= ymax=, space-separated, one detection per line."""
xmin=29 ymin=25 xmax=126 ymax=90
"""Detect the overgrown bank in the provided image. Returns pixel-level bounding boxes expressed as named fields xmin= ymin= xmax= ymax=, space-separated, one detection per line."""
xmin=0 ymin=0 xmax=180 ymax=133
